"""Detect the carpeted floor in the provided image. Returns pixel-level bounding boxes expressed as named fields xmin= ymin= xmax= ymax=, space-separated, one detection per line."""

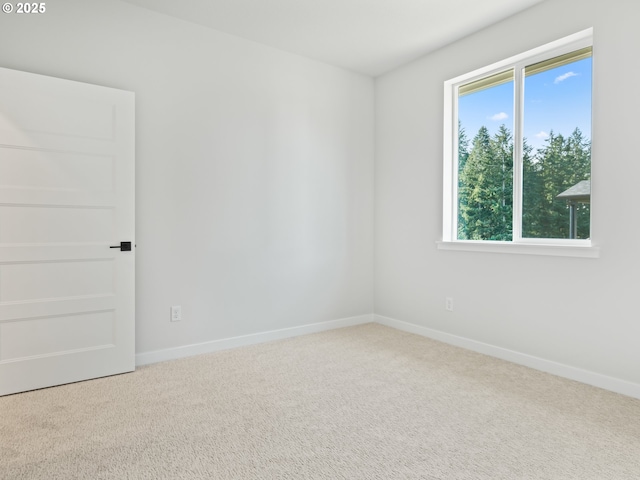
xmin=1 ymin=323 xmax=639 ymax=479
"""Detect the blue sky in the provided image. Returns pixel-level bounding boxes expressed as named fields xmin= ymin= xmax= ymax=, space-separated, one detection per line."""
xmin=458 ymin=57 xmax=592 ymax=153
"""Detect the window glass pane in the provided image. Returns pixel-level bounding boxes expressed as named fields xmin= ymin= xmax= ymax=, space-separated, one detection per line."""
xmin=522 ymin=51 xmax=592 ymax=239
xmin=457 ymin=71 xmax=514 ymax=241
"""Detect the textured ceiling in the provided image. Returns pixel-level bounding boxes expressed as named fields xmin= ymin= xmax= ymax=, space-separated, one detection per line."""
xmin=122 ymin=0 xmax=544 ymax=76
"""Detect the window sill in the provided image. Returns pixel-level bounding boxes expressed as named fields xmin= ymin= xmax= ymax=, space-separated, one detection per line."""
xmin=436 ymin=240 xmax=599 ymax=258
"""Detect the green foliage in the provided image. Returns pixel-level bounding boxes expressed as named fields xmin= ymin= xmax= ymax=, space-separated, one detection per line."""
xmin=458 ymin=125 xmax=513 ymax=240
xmin=457 ymin=122 xmax=470 ymax=238
xmin=458 ymin=125 xmax=591 ymax=240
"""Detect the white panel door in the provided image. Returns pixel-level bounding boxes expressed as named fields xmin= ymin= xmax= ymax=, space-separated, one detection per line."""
xmin=0 ymin=67 xmax=135 ymax=396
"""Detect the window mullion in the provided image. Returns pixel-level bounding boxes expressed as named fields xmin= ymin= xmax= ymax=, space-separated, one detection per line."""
xmin=512 ymin=65 xmax=524 ymax=242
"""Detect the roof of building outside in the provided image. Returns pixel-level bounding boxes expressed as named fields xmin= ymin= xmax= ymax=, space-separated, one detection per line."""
xmin=557 ymin=179 xmax=591 ymax=202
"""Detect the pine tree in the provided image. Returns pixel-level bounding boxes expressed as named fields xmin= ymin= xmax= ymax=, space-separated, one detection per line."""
xmin=457 ymin=123 xmax=470 ymax=239
xmin=458 ymin=122 xmax=470 ymax=171
xmin=459 ymin=125 xmax=513 ymax=240
xmin=527 ymin=129 xmax=591 ymax=239
xmin=488 ymin=125 xmax=514 ymax=240
xmin=459 ymin=124 xmax=590 ymax=240
xmin=566 ymin=128 xmax=591 ymax=239
xmin=522 ymin=138 xmax=544 ymax=238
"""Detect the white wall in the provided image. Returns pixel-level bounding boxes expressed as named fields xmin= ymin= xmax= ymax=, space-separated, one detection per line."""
xmin=375 ymin=0 xmax=640 ymax=393
xmin=0 ymin=0 xmax=374 ymax=355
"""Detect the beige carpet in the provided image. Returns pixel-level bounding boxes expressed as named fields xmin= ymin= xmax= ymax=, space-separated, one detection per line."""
xmin=1 ymin=323 xmax=639 ymax=479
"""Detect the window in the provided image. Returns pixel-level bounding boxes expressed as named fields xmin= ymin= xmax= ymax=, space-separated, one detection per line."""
xmin=441 ymin=29 xmax=595 ymax=256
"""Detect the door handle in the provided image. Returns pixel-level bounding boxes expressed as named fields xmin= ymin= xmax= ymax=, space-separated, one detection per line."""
xmin=110 ymin=241 xmax=132 ymax=251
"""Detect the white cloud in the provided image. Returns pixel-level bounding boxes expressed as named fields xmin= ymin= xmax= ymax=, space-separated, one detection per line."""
xmin=489 ymin=112 xmax=508 ymax=121
xmin=535 ymin=131 xmax=549 ymax=139
xmin=554 ymin=71 xmax=578 ymax=84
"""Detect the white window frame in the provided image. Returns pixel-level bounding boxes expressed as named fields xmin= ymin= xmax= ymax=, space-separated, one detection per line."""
xmin=439 ymin=28 xmax=598 ymax=258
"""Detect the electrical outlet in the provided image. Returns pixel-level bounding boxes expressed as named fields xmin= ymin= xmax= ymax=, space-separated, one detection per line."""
xmin=170 ymin=305 xmax=182 ymax=322
xmin=445 ymin=297 xmax=454 ymax=312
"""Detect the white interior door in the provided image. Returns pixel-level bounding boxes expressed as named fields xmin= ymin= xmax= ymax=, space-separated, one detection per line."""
xmin=0 ymin=67 xmax=135 ymax=396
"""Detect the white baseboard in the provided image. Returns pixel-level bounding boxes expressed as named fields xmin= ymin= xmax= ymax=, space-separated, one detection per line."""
xmin=136 ymin=313 xmax=374 ymax=366
xmin=136 ymin=312 xmax=640 ymax=400
xmin=374 ymin=314 xmax=640 ymax=400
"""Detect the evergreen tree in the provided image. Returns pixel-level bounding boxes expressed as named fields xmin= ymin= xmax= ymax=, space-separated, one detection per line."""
xmin=566 ymin=128 xmax=591 ymax=239
xmin=459 ymin=125 xmax=513 ymax=241
xmin=488 ymin=125 xmax=514 ymax=240
xmin=458 ymin=122 xmax=470 ymax=171
xmin=459 ymin=124 xmax=590 ymax=241
xmin=529 ymin=129 xmax=591 ymax=239
xmin=522 ymin=138 xmax=544 ymax=238
xmin=522 ymin=129 xmax=591 ymax=238
xmin=457 ymin=123 xmax=470 ymax=239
